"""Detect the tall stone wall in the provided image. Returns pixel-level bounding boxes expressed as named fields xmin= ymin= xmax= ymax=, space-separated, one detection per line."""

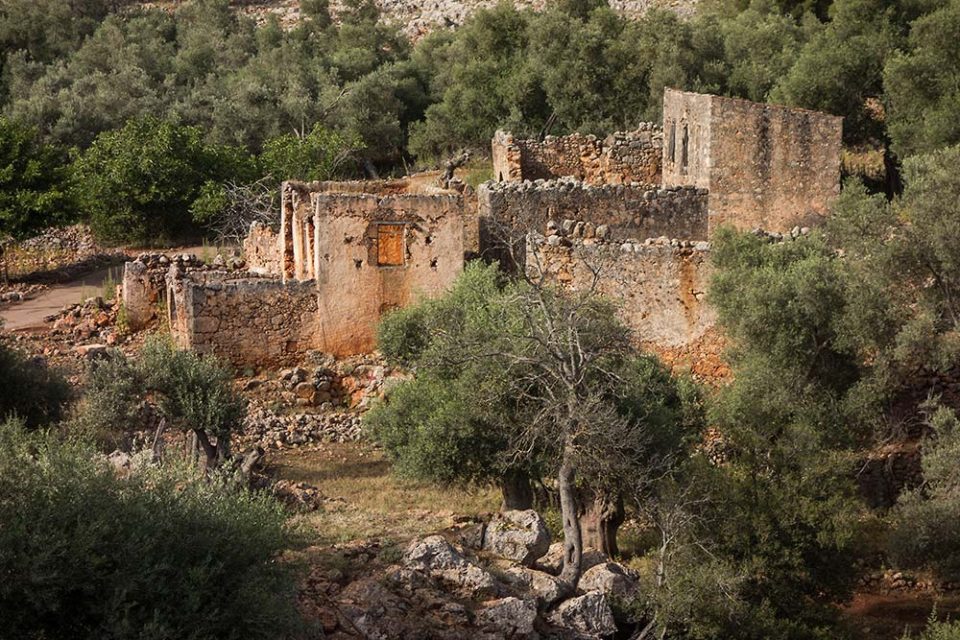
xmin=662 ymin=88 xmax=843 ymax=234
xmin=280 ymin=181 xmax=467 ymax=356
xmin=168 ymin=272 xmax=321 ymax=368
xmin=478 ymin=179 xmax=709 ymax=260
xmin=491 ymin=124 xmax=662 ymax=186
xmin=528 ymin=233 xmax=715 ymax=347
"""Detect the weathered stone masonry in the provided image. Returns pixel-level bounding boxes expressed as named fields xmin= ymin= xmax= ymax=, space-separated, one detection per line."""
xmin=168 ymin=270 xmax=321 ymax=367
xmin=662 ymin=88 xmax=843 ymax=234
xmin=492 ymin=124 xmax=663 ymax=186
xmin=163 ymin=178 xmax=469 ymax=365
xmin=528 ymin=230 xmax=714 ymax=348
xmin=478 ymin=179 xmax=708 ymax=245
xmin=126 ymin=88 xmax=842 ymax=367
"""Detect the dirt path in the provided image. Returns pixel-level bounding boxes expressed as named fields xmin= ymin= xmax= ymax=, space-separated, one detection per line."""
xmin=0 ymin=245 xmax=214 ymax=332
xmin=0 ymin=266 xmax=123 ymax=331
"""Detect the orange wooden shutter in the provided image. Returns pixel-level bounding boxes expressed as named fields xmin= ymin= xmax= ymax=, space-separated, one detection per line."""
xmin=378 ymin=224 xmax=404 ymax=266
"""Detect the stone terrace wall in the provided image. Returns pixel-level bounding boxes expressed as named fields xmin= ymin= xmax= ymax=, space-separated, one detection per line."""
xmin=478 ymin=179 xmax=708 ymax=260
xmin=528 ymin=231 xmax=715 ymax=347
xmin=491 ymin=124 xmax=662 ymax=186
xmin=243 ymin=222 xmax=282 ymax=276
xmin=168 ymin=271 xmax=320 ymax=368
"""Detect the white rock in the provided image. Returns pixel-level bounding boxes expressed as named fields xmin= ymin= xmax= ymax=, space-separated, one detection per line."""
xmin=483 ymin=510 xmax=551 ymax=567
xmin=547 ymin=592 xmax=617 ymax=638
xmin=475 ymin=597 xmax=537 ymax=636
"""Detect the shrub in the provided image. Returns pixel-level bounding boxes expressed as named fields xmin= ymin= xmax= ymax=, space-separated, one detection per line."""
xmin=69 ymin=116 xmax=255 ymax=244
xmin=0 ymin=117 xmax=74 ymax=238
xmin=0 ymin=339 xmax=70 ymax=429
xmin=139 ymin=335 xmax=246 ymax=467
xmin=68 ymin=352 xmax=142 ymax=449
xmin=0 ymin=419 xmax=302 ymax=640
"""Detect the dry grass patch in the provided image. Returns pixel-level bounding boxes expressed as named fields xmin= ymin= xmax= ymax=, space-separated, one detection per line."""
xmin=270 ymin=442 xmax=500 ymax=546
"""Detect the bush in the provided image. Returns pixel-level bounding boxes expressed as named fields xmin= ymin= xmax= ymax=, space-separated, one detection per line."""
xmin=139 ymin=335 xmax=246 ymax=466
xmin=889 ymin=405 xmax=960 ymax=581
xmin=0 ymin=117 xmax=74 ymax=238
xmin=0 ymin=340 xmax=70 ymax=429
xmin=69 ymin=116 xmax=255 ymax=244
xmin=68 ymin=352 xmax=142 ymax=449
xmin=260 ymin=122 xmax=360 ymax=183
xmin=0 ymin=419 xmax=302 ymax=640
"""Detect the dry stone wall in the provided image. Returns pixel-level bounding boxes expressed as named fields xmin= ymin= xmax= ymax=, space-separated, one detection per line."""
xmin=168 ymin=271 xmax=322 ymax=367
xmin=492 ymin=124 xmax=662 ymax=186
xmin=478 ymin=179 xmax=708 ymax=263
xmin=528 ymin=229 xmax=715 ymax=347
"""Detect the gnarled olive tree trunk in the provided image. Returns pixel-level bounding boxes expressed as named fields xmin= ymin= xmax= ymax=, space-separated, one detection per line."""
xmin=499 ymin=470 xmax=534 ymax=511
xmin=579 ymin=489 xmax=625 ymax=558
xmin=558 ymin=445 xmax=583 ymax=591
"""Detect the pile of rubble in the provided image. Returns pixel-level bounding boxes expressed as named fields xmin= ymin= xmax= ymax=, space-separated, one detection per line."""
xmin=239 ymin=403 xmax=363 ymax=451
xmin=305 ymin=509 xmax=642 ymax=639
xmin=47 ymin=296 xmax=125 ymax=346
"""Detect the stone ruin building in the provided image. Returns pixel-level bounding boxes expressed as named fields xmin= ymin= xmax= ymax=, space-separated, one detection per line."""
xmin=121 ymin=88 xmax=843 ymax=368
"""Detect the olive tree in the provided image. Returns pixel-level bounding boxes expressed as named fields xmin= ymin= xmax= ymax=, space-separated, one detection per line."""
xmin=369 ymin=261 xmax=689 ymax=588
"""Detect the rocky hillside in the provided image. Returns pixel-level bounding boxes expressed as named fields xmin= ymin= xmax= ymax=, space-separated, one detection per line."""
xmin=142 ymin=0 xmax=699 ymax=39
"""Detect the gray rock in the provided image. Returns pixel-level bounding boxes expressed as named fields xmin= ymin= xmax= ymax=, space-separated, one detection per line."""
xmin=483 ymin=510 xmax=551 ymax=567
xmin=475 ymin=597 xmax=537 ymax=637
xmin=578 ymin=562 xmax=638 ymax=599
xmin=403 ymin=535 xmax=499 ymax=597
xmin=547 ymin=592 xmax=617 ymax=638
xmin=503 ymin=565 xmax=565 ymax=608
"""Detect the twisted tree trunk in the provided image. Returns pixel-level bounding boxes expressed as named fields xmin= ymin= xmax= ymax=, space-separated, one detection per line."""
xmin=499 ymin=470 xmax=534 ymax=511
xmin=558 ymin=446 xmax=583 ymax=592
xmin=579 ymin=489 xmax=625 ymax=558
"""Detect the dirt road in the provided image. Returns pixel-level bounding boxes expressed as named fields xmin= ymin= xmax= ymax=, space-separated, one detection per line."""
xmin=0 ymin=266 xmax=123 ymax=331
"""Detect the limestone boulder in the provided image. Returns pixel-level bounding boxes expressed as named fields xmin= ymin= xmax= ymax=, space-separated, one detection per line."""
xmin=537 ymin=543 xmax=607 ymax=576
xmin=547 ymin=592 xmax=617 ymax=638
xmin=475 ymin=597 xmax=537 ymax=637
xmin=403 ymin=535 xmax=499 ymax=597
xmin=578 ymin=562 xmax=638 ymax=599
xmin=503 ymin=565 xmax=565 ymax=608
xmin=483 ymin=509 xmax=551 ymax=567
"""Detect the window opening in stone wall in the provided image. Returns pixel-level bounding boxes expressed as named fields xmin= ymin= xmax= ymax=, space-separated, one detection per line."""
xmin=377 ymin=223 xmax=405 ymax=267
xmin=668 ymin=121 xmax=676 ymax=164
xmin=681 ymin=124 xmax=689 ymax=174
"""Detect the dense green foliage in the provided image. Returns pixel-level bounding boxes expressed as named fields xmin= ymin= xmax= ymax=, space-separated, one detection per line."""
xmin=1 ymin=0 xmax=958 ymax=239
xmin=69 ymin=117 xmax=255 ymax=244
xmin=369 ymin=261 xmax=691 ymax=493
xmin=0 ymin=117 xmax=73 ymax=238
xmin=889 ymin=405 xmax=960 ymax=581
xmin=0 ymin=419 xmax=300 ymax=640
xmin=0 ymin=340 xmax=70 ymax=429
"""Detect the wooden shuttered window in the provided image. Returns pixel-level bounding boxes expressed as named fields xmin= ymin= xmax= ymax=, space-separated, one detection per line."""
xmin=377 ymin=224 xmax=405 ymax=266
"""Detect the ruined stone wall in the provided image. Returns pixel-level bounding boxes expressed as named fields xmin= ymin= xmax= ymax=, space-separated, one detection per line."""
xmin=662 ymin=88 xmax=843 ymax=234
xmin=243 ymin=222 xmax=282 ymax=276
xmin=168 ymin=271 xmax=321 ymax=367
xmin=491 ymin=125 xmax=662 ymax=185
xmin=478 ymin=179 xmax=709 ymax=254
xmin=528 ymin=231 xmax=715 ymax=347
xmin=280 ymin=181 xmax=466 ymax=356
xmin=661 ymin=89 xmax=712 ymax=191
xmin=122 ymin=253 xmax=210 ymax=331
